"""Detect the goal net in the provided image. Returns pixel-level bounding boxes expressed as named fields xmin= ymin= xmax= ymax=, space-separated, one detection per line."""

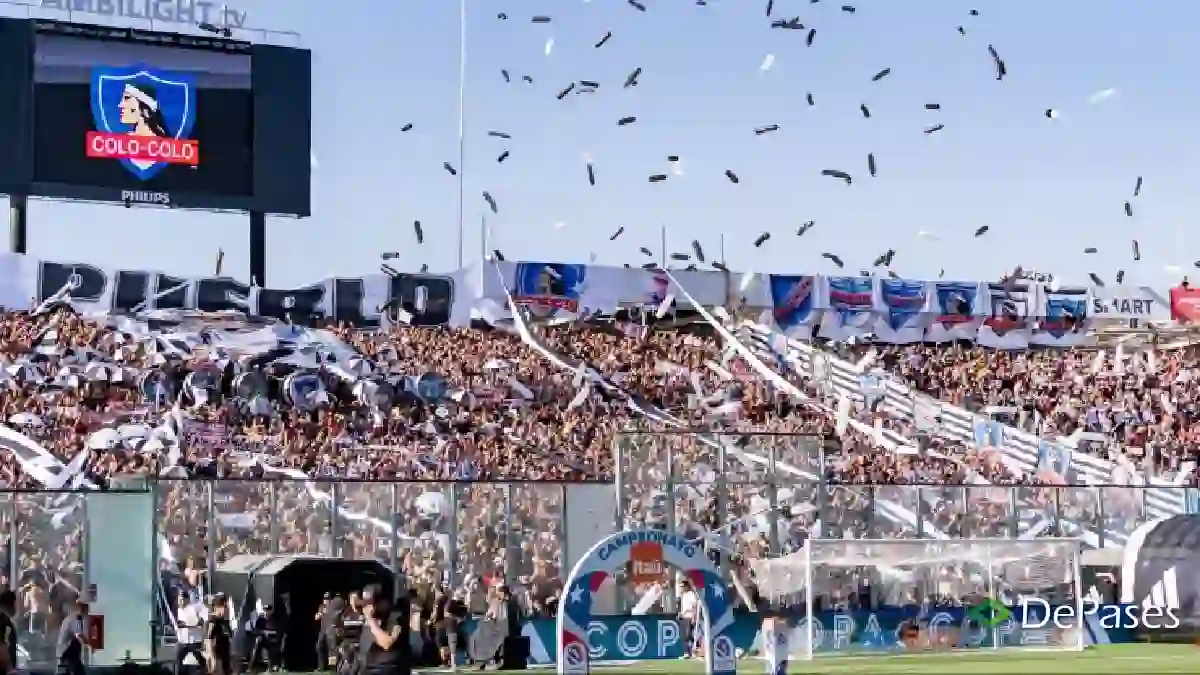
xmin=749 ymin=538 xmax=1085 ymax=660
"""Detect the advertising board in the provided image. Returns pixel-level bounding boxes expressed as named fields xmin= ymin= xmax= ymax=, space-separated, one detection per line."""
xmin=463 ymin=607 xmax=1138 ymax=665
xmin=1169 ymin=285 xmax=1200 ymax=323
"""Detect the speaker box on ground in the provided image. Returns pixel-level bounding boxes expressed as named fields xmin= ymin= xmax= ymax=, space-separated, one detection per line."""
xmin=500 ymin=636 xmax=529 ymax=670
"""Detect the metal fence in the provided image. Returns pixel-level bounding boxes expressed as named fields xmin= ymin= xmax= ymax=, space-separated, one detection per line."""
xmin=612 ymin=431 xmax=1200 ymax=583
xmin=2 ymin=442 xmax=1194 ymax=663
xmin=155 ymin=479 xmax=573 ymax=594
xmin=1 ymin=491 xmax=95 ymax=669
xmin=0 ymin=481 xmax=580 ymax=667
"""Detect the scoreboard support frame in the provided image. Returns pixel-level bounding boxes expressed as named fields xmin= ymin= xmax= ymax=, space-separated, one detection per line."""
xmin=249 ymin=211 xmax=266 ymax=285
xmin=7 ymin=197 xmax=269 ymax=286
xmin=9 ymin=194 xmax=26 ymax=254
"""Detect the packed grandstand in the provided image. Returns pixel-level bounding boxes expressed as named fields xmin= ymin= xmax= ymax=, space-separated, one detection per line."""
xmin=0 ymin=254 xmax=1195 ymax=660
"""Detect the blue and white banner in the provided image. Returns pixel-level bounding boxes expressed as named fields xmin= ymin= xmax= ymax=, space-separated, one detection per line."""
xmin=1038 ymin=439 xmax=1075 ymax=482
xmin=927 ymin=281 xmax=987 ymax=342
xmin=465 ymin=606 xmax=1135 ymax=665
xmin=819 ymin=276 xmax=876 ymax=341
xmin=974 ymin=420 xmax=1007 ymax=449
xmin=1033 ymin=287 xmax=1089 ymax=347
xmin=484 ymin=263 xmax=1160 ymax=347
xmin=767 ymin=275 xmax=821 ymax=338
xmin=873 ymin=278 xmax=935 ymax=344
xmin=978 ymin=281 xmax=1034 ymax=349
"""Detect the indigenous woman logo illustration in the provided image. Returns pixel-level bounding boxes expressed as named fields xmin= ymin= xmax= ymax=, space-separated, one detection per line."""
xmin=87 ymin=66 xmax=198 ymax=180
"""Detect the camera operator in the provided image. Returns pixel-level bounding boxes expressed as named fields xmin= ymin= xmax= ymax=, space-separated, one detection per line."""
xmin=248 ymin=604 xmax=285 ymax=672
xmin=358 ymin=588 xmax=410 ymax=675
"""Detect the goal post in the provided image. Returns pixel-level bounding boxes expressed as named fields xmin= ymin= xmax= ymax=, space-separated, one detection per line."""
xmin=750 ymin=538 xmax=1086 ymax=661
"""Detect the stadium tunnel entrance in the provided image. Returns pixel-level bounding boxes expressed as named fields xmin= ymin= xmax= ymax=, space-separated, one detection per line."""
xmin=556 ymin=528 xmax=737 ymax=675
xmin=213 ymin=555 xmax=396 ymax=672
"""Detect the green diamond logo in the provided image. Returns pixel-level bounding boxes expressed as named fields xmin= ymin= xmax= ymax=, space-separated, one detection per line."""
xmin=967 ymin=598 xmax=1012 ymax=627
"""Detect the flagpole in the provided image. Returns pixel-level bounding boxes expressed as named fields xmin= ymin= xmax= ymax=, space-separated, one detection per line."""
xmin=455 ymin=0 xmax=467 ymax=269
xmin=480 ymin=213 xmax=487 ymax=264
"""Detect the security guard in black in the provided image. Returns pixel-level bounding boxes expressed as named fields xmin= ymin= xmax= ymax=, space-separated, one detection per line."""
xmin=358 ymin=593 xmax=409 ymax=675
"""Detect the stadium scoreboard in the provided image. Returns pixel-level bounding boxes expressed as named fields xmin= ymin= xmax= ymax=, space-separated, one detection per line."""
xmin=0 ymin=18 xmax=311 ymax=216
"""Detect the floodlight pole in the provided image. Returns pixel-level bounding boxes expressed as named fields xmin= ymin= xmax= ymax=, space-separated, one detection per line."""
xmin=454 ymin=0 xmax=467 ymax=269
xmin=8 ymin=194 xmax=27 ymax=254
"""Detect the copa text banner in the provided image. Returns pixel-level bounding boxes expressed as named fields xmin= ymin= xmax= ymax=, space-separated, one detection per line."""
xmin=462 ymin=607 xmax=1133 ymax=664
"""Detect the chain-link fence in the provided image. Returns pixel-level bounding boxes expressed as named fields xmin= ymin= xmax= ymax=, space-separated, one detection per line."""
xmin=154 ymin=479 xmax=571 ymax=599
xmin=613 ymin=430 xmax=1200 ymax=607
xmin=4 ymin=463 xmax=1194 ymax=666
xmin=2 ymin=489 xmax=150 ymax=670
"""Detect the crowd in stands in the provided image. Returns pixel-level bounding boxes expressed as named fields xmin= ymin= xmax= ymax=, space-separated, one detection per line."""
xmin=847 ymin=343 xmax=1198 ymax=479
xmin=0 ymin=304 xmax=1193 ymax=635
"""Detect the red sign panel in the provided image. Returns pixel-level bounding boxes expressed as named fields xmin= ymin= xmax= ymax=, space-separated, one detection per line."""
xmin=86 ymin=615 xmax=104 ymax=650
xmin=1170 ymin=286 xmax=1200 ymax=323
xmin=629 ymin=541 xmax=666 ymax=585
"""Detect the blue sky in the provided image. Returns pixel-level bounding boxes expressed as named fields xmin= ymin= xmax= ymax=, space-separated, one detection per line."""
xmin=16 ymin=0 xmax=1200 ymax=288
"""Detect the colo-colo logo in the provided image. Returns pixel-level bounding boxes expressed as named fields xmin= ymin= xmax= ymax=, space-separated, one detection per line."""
xmin=596 ymin=530 xmax=696 ymax=561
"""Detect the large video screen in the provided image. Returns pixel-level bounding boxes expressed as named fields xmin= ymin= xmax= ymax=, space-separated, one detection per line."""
xmin=31 ymin=34 xmax=253 ymax=198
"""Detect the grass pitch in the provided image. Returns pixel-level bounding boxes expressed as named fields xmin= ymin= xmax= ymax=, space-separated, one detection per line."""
xmin=409 ymin=643 xmax=1196 ymax=674
xmin=588 ymin=643 xmax=1197 ymax=673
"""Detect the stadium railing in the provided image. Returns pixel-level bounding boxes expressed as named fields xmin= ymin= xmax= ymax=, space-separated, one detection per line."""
xmin=613 ymin=432 xmax=1200 ymax=567
xmin=742 ymin=321 xmax=1195 ymax=546
xmin=154 ymin=479 xmax=592 ymax=595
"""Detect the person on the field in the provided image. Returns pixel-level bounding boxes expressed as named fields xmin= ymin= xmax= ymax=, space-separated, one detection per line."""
xmin=677 ymin=579 xmax=699 ymax=659
xmin=359 ymin=587 xmax=409 ymax=675
xmin=55 ymin=600 xmax=88 ymax=675
xmin=176 ymin=593 xmax=207 ymax=674
xmin=248 ymin=604 xmax=285 ymax=672
xmin=204 ymin=595 xmax=234 ymax=675
xmin=433 ymin=587 xmax=467 ymax=667
xmin=0 ymin=590 xmax=19 ymax=675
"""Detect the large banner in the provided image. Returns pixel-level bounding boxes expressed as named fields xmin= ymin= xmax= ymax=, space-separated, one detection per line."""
xmin=0 ymin=252 xmax=474 ymax=327
xmin=0 ymin=251 xmax=1169 ymax=343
